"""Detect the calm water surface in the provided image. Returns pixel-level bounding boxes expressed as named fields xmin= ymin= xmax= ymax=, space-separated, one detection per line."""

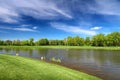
xmin=0 ymin=48 xmax=120 ymax=80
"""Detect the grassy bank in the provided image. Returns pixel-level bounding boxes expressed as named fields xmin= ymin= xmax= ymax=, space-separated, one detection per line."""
xmin=0 ymin=54 xmax=101 ymax=80
xmin=0 ymin=46 xmax=120 ymax=50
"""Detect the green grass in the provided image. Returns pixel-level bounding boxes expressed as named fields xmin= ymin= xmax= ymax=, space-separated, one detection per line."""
xmin=1 ymin=46 xmax=120 ymax=50
xmin=0 ymin=54 xmax=101 ymax=80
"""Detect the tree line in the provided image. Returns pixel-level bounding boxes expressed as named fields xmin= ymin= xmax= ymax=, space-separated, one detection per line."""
xmin=0 ymin=32 xmax=120 ymax=46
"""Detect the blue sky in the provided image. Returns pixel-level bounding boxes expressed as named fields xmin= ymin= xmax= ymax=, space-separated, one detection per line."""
xmin=0 ymin=0 xmax=120 ymax=40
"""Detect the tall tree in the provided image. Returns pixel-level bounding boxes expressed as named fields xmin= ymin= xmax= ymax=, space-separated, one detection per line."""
xmin=5 ymin=40 xmax=12 ymax=46
xmin=73 ymin=36 xmax=84 ymax=46
xmin=37 ymin=38 xmax=49 ymax=45
xmin=66 ymin=36 xmax=74 ymax=46
xmin=12 ymin=40 xmax=21 ymax=46
xmin=92 ymin=34 xmax=106 ymax=46
xmin=49 ymin=40 xmax=58 ymax=45
xmin=29 ymin=38 xmax=34 ymax=46
xmin=58 ymin=40 xmax=64 ymax=45
xmin=21 ymin=40 xmax=29 ymax=46
xmin=106 ymin=32 xmax=120 ymax=46
xmin=1 ymin=32 xmax=120 ymax=46
xmin=64 ymin=38 xmax=67 ymax=46
xmin=0 ymin=40 xmax=4 ymax=45
xmin=85 ymin=37 xmax=91 ymax=46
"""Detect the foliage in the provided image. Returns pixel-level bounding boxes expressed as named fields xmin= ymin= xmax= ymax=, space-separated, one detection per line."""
xmin=36 ymin=38 xmax=49 ymax=46
xmin=73 ymin=36 xmax=84 ymax=46
xmin=85 ymin=37 xmax=91 ymax=46
xmin=49 ymin=40 xmax=64 ymax=45
xmin=66 ymin=36 xmax=74 ymax=46
xmin=4 ymin=40 xmax=12 ymax=46
xmin=92 ymin=34 xmax=106 ymax=46
xmin=0 ymin=32 xmax=120 ymax=46
xmin=106 ymin=32 xmax=120 ymax=46
xmin=29 ymin=38 xmax=34 ymax=46
xmin=21 ymin=40 xmax=29 ymax=46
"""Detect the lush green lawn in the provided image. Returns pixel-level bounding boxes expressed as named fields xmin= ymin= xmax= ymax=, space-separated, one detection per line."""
xmin=0 ymin=54 xmax=101 ymax=80
xmin=1 ymin=46 xmax=120 ymax=50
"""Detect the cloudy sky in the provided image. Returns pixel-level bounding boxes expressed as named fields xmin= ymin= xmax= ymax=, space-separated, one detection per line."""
xmin=0 ymin=0 xmax=120 ymax=40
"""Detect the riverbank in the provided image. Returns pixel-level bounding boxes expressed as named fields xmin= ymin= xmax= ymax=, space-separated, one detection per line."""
xmin=0 ymin=46 xmax=120 ymax=50
xmin=0 ymin=54 xmax=101 ymax=80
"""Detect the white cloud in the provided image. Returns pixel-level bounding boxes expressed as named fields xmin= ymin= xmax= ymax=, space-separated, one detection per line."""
xmin=52 ymin=8 xmax=72 ymax=19
xmin=33 ymin=26 xmax=37 ymax=29
xmin=0 ymin=0 xmax=120 ymax=24
xmin=0 ymin=7 xmax=19 ymax=23
xmin=89 ymin=0 xmax=120 ymax=16
xmin=91 ymin=26 xmax=102 ymax=30
xmin=14 ymin=27 xmax=37 ymax=32
xmin=0 ymin=0 xmax=72 ymax=23
xmin=21 ymin=24 xmax=31 ymax=27
xmin=0 ymin=27 xmax=37 ymax=32
xmin=51 ymin=22 xmax=96 ymax=35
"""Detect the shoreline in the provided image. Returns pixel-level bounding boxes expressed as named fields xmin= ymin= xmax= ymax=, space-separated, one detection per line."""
xmin=0 ymin=46 xmax=120 ymax=50
xmin=0 ymin=54 xmax=101 ymax=80
xmin=47 ymin=61 xmax=107 ymax=80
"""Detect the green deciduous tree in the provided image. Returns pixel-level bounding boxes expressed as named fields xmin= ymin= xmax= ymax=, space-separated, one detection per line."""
xmin=29 ymin=38 xmax=34 ymax=46
xmin=1 ymin=32 xmax=120 ymax=47
xmin=106 ymin=32 xmax=120 ymax=46
xmin=66 ymin=36 xmax=74 ymax=46
xmin=49 ymin=40 xmax=58 ymax=45
xmin=49 ymin=40 xmax=64 ymax=45
xmin=37 ymin=38 xmax=49 ymax=46
xmin=12 ymin=40 xmax=21 ymax=46
xmin=0 ymin=40 xmax=4 ymax=45
xmin=85 ymin=37 xmax=91 ymax=46
xmin=73 ymin=36 xmax=84 ymax=46
xmin=5 ymin=40 xmax=12 ymax=46
xmin=21 ymin=40 xmax=29 ymax=46
xmin=92 ymin=34 xmax=106 ymax=46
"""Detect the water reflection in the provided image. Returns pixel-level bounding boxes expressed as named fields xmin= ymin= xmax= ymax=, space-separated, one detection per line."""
xmin=0 ymin=48 xmax=120 ymax=80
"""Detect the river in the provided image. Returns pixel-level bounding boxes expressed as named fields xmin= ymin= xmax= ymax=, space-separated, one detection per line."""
xmin=0 ymin=48 xmax=120 ymax=80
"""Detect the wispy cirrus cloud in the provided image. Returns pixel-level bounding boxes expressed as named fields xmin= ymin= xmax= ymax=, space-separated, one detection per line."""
xmin=91 ymin=26 xmax=102 ymax=30
xmin=0 ymin=7 xmax=19 ymax=23
xmin=0 ymin=0 xmax=72 ymax=23
xmin=88 ymin=0 xmax=120 ymax=16
xmin=14 ymin=27 xmax=37 ymax=32
xmin=0 ymin=26 xmax=37 ymax=32
xmin=21 ymin=24 xmax=32 ymax=27
xmin=51 ymin=22 xmax=96 ymax=35
xmin=0 ymin=0 xmax=120 ymax=24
